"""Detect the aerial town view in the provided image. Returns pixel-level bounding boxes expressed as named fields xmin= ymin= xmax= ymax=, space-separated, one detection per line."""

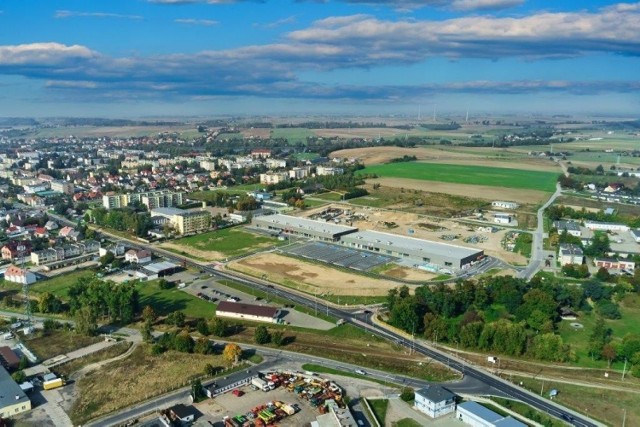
xmin=0 ymin=1 xmax=639 ymax=427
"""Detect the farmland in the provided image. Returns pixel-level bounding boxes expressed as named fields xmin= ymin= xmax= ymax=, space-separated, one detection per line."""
xmin=358 ymin=162 xmax=559 ymax=192
xmin=271 ymin=127 xmax=316 ymax=144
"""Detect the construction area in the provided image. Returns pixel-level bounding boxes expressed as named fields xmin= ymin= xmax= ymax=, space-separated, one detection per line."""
xmin=298 ymin=204 xmax=528 ymax=265
xmin=198 ymin=371 xmax=352 ymax=427
xmin=283 ymin=241 xmax=394 ymax=271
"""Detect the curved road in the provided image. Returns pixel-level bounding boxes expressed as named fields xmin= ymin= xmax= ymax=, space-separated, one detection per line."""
xmin=518 ymin=182 xmax=562 ymax=280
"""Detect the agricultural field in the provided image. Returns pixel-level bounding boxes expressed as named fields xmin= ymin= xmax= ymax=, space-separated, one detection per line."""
xmin=358 ymin=162 xmax=559 ymax=192
xmin=18 ymin=125 xmax=194 ymax=139
xmin=161 ymin=227 xmax=285 ymax=261
xmin=270 ymin=127 xmax=316 ymax=144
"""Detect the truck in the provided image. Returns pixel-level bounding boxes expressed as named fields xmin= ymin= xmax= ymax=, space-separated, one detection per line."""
xmin=251 ymin=377 xmax=269 ymax=392
xmin=43 ymin=378 xmax=64 ymax=390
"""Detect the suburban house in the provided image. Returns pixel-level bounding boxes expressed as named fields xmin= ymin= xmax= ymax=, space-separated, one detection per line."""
xmin=553 ymin=220 xmax=582 ymax=237
xmin=3 ymin=265 xmax=37 ymax=285
xmin=593 ymin=258 xmax=635 ymax=271
xmin=30 ymin=241 xmax=100 ymax=266
xmin=1 ymin=241 xmax=32 ymax=261
xmin=125 ymin=249 xmax=152 ymax=264
xmin=558 ymin=244 xmax=585 ymax=266
xmin=414 ymin=385 xmax=456 ymax=418
xmin=33 ymin=226 xmax=48 ymax=238
xmin=44 ymin=220 xmax=58 ymax=231
xmin=456 ymin=401 xmax=526 ymax=427
xmin=99 ymin=243 xmax=126 ymax=258
xmin=167 ymin=403 xmax=199 ymax=424
xmin=215 ymin=301 xmax=281 ymax=323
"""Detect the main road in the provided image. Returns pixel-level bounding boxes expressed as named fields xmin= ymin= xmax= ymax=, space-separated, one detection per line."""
xmin=46 ymin=211 xmax=602 ymax=427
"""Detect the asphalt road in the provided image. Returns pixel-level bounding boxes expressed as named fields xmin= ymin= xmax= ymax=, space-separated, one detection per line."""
xmin=46 ymin=211 xmax=603 ymax=427
xmin=518 ymin=183 xmax=562 ymax=280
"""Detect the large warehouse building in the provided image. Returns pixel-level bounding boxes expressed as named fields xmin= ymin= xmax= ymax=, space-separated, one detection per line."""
xmin=253 ymin=214 xmax=358 ymax=242
xmin=340 ymin=230 xmax=484 ymax=272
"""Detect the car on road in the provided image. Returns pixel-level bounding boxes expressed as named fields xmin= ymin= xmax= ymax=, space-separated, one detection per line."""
xmin=201 ymin=285 xmax=208 ymax=289
xmin=227 ymin=297 xmax=240 ymax=302
xmin=355 ymin=369 xmax=367 ymax=375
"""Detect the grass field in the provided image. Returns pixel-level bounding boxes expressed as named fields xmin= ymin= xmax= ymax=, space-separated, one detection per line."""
xmin=271 ymin=128 xmax=315 ymax=144
xmin=392 ymin=419 xmax=422 ymax=427
xmin=312 ymin=191 xmax=346 ymax=201
xmin=31 ymin=269 xmax=96 ymax=298
xmin=69 ymin=344 xmax=238 ymax=425
xmin=53 ymin=341 xmax=132 ymax=378
xmin=23 ymin=330 xmax=102 ymax=361
xmin=514 ymin=375 xmax=639 ymax=426
xmin=368 ymin=399 xmax=389 ymax=425
xmin=358 ymin=162 xmax=559 ymax=192
xmin=171 ymin=227 xmax=284 ymax=259
xmin=136 ymin=280 xmax=215 ymax=318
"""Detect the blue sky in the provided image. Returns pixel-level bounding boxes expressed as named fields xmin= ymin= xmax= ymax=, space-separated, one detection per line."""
xmin=0 ymin=0 xmax=638 ymax=117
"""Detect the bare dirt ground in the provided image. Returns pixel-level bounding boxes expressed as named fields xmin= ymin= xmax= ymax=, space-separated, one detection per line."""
xmin=382 ymin=265 xmax=437 ymax=281
xmin=300 ymin=204 xmax=527 ymax=265
xmin=159 ymin=241 xmax=225 ymax=260
xmin=370 ymin=177 xmax=550 ymax=204
xmin=330 ymin=146 xmax=476 ymax=164
xmin=229 ymin=252 xmax=398 ymax=296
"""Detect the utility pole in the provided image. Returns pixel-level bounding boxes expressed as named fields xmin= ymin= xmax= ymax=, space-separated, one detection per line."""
xmin=622 ymin=358 xmax=628 ymax=380
xmin=623 ymin=408 xmax=627 ymax=427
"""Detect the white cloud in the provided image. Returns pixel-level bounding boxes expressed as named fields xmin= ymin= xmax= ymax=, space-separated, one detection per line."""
xmin=55 ymin=10 xmax=143 ymax=20
xmin=253 ymin=15 xmax=297 ymax=29
xmin=174 ymin=18 xmax=219 ymax=25
xmin=0 ymin=43 xmax=97 ymax=66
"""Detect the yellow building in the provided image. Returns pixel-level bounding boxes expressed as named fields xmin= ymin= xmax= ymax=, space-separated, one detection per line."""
xmin=0 ymin=366 xmax=31 ymax=419
xmin=151 ymin=207 xmax=211 ymax=235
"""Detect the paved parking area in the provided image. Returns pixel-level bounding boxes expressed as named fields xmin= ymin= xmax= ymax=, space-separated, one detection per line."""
xmin=284 ymin=241 xmax=394 ymax=271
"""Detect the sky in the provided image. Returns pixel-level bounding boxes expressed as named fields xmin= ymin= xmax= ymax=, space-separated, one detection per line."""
xmin=0 ymin=0 xmax=638 ymax=117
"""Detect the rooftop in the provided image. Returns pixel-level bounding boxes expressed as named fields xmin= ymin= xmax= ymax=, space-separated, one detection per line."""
xmin=144 ymin=261 xmax=179 ymax=273
xmin=559 ymin=244 xmax=583 ymax=256
xmin=0 ymin=365 xmax=30 ymax=409
xmin=216 ymin=301 xmax=279 ymax=318
xmin=554 ymin=220 xmax=581 ymax=231
xmin=342 ymin=230 xmax=482 ymax=259
xmin=415 ymin=385 xmax=456 ymax=403
xmin=255 ymin=214 xmax=358 ymax=236
xmin=458 ymin=401 xmax=503 ymax=423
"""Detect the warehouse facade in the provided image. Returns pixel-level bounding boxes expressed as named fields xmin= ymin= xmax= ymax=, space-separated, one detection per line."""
xmin=340 ymin=230 xmax=484 ymax=272
xmin=252 ymin=214 xmax=358 ymax=242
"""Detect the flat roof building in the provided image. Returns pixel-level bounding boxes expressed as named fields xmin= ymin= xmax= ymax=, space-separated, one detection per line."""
xmin=340 ymin=230 xmax=483 ymax=272
xmin=0 ymin=365 xmax=31 ymax=419
xmin=456 ymin=401 xmax=526 ymax=427
xmin=553 ymin=220 xmax=582 ymax=237
xmin=253 ymin=214 xmax=358 ymax=242
xmin=216 ymin=301 xmax=280 ymax=324
xmin=151 ymin=207 xmax=211 ymax=235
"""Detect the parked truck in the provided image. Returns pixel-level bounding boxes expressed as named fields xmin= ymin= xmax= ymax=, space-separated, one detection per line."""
xmin=43 ymin=378 xmax=64 ymax=390
xmin=251 ymin=377 xmax=269 ymax=392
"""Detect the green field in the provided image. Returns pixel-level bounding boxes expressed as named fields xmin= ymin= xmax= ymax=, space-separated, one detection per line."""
xmin=172 ymin=227 xmax=284 ymax=259
xmin=359 ymin=162 xmax=559 ymax=192
xmin=271 ymin=128 xmax=316 ymax=144
xmin=136 ymin=280 xmax=215 ymax=318
xmin=31 ymin=269 xmax=97 ymax=298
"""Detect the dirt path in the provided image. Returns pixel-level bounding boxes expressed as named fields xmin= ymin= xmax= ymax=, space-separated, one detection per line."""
xmin=71 ymin=342 xmax=138 ymax=380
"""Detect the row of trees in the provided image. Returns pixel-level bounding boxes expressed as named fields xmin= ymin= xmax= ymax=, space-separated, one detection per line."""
xmin=88 ymin=207 xmax=153 ymax=237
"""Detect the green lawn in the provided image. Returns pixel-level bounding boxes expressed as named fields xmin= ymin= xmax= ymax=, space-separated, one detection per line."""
xmin=303 ymin=198 xmax=329 ymax=208
xmin=368 ymin=399 xmax=389 ymax=425
xmin=31 ymin=269 xmax=97 ymax=298
xmin=312 ymin=192 xmax=345 ymax=201
xmin=514 ymin=233 xmax=533 ymax=258
xmin=136 ymin=280 xmax=215 ymax=318
xmin=301 ymin=363 xmax=388 ymax=386
xmin=271 ymin=128 xmax=315 ymax=144
xmin=358 ymin=163 xmax=559 ymax=192
xmin=172 ymin=227 xmax=284 ymax=259
xmin=292 ymin=152 xmax=320 ymax=161
xmin=392 ymin=419 xmax=422 ymax=427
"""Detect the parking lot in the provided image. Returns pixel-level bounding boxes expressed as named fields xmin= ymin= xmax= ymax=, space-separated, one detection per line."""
xmin=195 ymin=383 xmax=319 ymax=426
xmin=284 ymin=241 xmax=394 ymax=271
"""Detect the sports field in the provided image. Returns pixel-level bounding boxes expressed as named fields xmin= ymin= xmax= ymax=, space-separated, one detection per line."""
xmin=359 ymin=162 xmax=558 ymax=192
xmin=164 ymin=227 xmax=284 ymax=260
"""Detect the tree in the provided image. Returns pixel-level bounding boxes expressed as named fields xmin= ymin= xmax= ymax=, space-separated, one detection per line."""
xmin=167 ymin=311 xmax=186 ymax=327
xmin=204 ymin=363 xmax=217 ymax=377
xmin=173 ymin=331 xmax=195 ymax=353
xmin=142 ymin=320 xmax=154 ymax=343
xmin=223 ymin=343 xmax=242 ymax=365
xmin=99 ymin=251 xmax=115 ymax=267
xmin=191 ymin=378 xmax=206 ymax=402
xmin=400 ymin=387 xmax=415 ymax=402
xmin=158 ymin=279 xmax=174 ymax=290
xmin=194 ymin=337 xmax=214 ymax=355
xmin=271 ymin=330 xmax=285 ymax=347
xmin=74 ymin=306 xmax=98 ymax=336
xmin=209 ymin=317 xmax=228 ymax=337
xmin=18 ymin=355 xmax=29 ymax=370
xmin=595 ymin=267 xmax=612 ymax=282
xmin=588 ymin=317 xmax=611 ymax=360
xmin=12 ymin=370 xmax=26 ymax=383
xmin=196 ymin=318 xmax=209 ymax=336
xmin=597 ymin=300 xmax=621 ymax=319
xmin=254 ymin=325 xmax=271 ymax=345
xmin=142 ymin=305 xmax=157 ymax=324
xmin=601 ymin=344 xmax=617 ymax=368
xmin=38 ymin=292 xmax=63 ymax=314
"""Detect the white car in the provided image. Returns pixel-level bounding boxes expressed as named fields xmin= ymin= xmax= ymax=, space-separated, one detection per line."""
xmin=355 ymin=369 xmax=367 ymax=375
